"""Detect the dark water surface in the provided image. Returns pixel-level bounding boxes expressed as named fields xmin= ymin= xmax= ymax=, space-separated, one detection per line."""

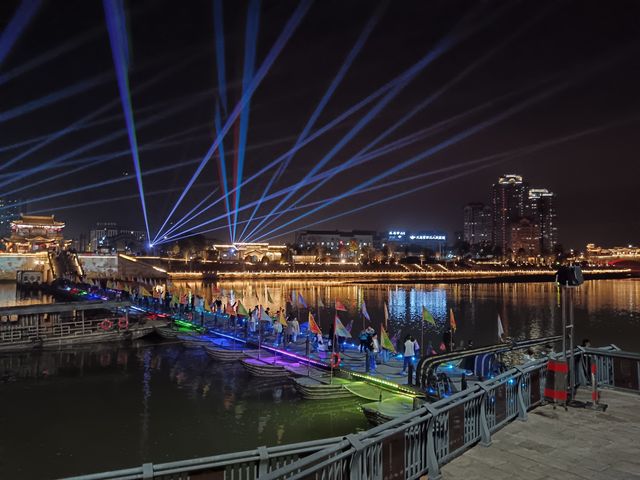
xmin=0 ymin=279 xmax=638 ymax=479
xmin=0 ymin=343 xmax=368 ymax=479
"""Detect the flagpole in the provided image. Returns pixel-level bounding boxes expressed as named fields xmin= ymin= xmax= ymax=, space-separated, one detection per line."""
xmin=330 ymin=308 xmax=335 ymax=386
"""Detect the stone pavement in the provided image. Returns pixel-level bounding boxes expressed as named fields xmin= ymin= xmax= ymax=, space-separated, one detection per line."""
xmin=440 ymin=389 xmax=640 ymax=480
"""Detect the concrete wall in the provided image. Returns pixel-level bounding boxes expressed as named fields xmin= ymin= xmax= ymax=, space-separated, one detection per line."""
xmin=0 ymin=253 xmax=50 ymax=281
xmin=78 ymin=254 xmax=167 ymax=279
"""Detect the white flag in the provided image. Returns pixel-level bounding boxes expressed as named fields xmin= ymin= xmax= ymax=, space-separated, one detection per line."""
xmin=497 ymin=314 xmax=505 ymax=340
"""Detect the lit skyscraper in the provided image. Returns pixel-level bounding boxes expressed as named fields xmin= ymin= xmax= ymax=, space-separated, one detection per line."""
xmin=491 ymin=175 xmax=527 ymax=254
xmin=527 ymin=188 xmax=558 ymax=255
xmin=0 ymin=198 xmax=23 ymax=238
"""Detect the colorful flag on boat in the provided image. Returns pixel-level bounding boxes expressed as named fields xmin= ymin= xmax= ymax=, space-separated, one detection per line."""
xmin=225 ymin=303 xmax=236 ymax=315
xmin=361 ymin=300 xmax=370 ymax=322
xmin=278 ymin=308 xmax=287 ymax=326
xmin=236 ymin=301 xmax=249 ymax=317
xmin=383 ymin=300 xmax=389 ymax=328
xmin=498 ymin=314 xmax=505 ymax=340
xmin=333 ymin=315 xmax=352 ymax=338
xmin=140 ymin=286 xmax=152 ymax=297
xmin=345 ymin=319 xmax=353 ymax=333
xmin=335 ymin=299 xmax=347 ymax=311
xmin=309 ymin=312 xmax=322 ymax=334
xmin=449 ymin=308 xmax=457 ymax=333
xmin=422 ymin=306 xmax=436 ymax=326
xmin=380 ymin=325 xmax=396 ymax=353
xmin=298 ymin=293 xmax=307 ymax=308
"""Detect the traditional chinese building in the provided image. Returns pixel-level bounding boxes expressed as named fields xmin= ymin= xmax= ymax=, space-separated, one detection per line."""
xmin=4 ymin=215 xmax=69 ymax=253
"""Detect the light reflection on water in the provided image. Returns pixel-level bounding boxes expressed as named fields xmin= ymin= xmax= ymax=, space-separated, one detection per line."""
xmin=176 ymin=278 xmax=640 ymax=350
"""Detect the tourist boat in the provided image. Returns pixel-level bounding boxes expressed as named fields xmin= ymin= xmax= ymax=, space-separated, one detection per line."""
xmin=0 ymin=300 xmax=164 ymax=352
xmin=155 ymin=326 xmax=179 ymax=339
xmin=292 ymin=376 xmax=355 ymax=400
xmin=203 ymin=338 xmax=247 ymax=361
xmin=176 ymin=334 xmax=210 ymax=349
xmin=241 ymin=357 xmax=291 ymax=378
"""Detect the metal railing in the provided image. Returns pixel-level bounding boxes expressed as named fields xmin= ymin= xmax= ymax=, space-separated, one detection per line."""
xmin=64 ymin=346 xmax=640 ymax=480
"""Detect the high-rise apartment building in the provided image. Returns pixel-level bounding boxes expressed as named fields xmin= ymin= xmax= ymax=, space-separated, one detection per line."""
xmin=491 ymin=175 xmax=527 ymax=254
xmin=527 ymin=188 xmax=558 ymax=255
xmin=0 ymin=198 xmax=23 ymax=237
xmin=463 ymin=203 xmax=492 ymax=246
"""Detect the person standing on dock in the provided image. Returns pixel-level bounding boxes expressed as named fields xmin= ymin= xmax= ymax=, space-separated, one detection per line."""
xmin=273 ymin=318 xmax=283 ymax=347
xmin=401 ymin=336 xmax=415 ymax=374
xmin=369 ymin=334 xmax=379 ymax=373
xmin=290 ymin=316 xmax=300 ymax=343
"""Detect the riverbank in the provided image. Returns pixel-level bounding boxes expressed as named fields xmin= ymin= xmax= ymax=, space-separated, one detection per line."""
xmin=210 ymin=268 xmax=633 ymax=283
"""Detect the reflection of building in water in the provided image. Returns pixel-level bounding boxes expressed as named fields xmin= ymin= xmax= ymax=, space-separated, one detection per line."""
xmin=213 ymin=243 xmax=286 ymax=263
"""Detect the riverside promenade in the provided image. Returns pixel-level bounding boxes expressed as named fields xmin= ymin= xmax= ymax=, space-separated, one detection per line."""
xmin=441 ymin=389 xmax=640 ymax=480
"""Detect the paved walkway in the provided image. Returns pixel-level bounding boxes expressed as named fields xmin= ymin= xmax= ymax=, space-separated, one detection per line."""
xmin=440 ymin=389 xmax=640 ymax=480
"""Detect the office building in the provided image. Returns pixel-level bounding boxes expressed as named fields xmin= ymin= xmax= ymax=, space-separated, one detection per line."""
xmin=463 ymin=203 xmax=492 ymax=246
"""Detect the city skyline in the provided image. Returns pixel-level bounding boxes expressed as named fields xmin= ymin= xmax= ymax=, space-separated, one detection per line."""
xmin=1 ymin=1 xmax=639 ymax=249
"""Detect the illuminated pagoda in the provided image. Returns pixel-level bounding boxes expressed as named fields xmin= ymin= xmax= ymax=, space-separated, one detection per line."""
xmin=4 ymin=215 xmax=69 ymax=253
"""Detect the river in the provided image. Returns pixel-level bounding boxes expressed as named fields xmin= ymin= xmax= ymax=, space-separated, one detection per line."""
xmin=0 ymin=278 xmax=638 ymax=478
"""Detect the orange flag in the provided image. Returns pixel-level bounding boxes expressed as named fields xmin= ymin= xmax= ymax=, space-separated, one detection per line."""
xmin=449 ymin=308 xmax=457 ymax=333
xmin=308 ymin=312 xmax=322 ymax=335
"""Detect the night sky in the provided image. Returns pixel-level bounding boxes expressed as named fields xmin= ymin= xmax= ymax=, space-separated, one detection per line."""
xmin=1 ymin=0 xmax=640 ymax=248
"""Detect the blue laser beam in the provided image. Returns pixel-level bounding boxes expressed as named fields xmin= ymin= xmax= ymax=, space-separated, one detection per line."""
xmin=0 ymin=91 xmax=208 ymax=190
xmin=104 ymin=0 xmax=150 ymax=240
xmin=243 ymin=5 xmax=519 ymax=242
xmin=232 ymin=0 xmax=261 ymax=242
xmin=160 ymin=128 xmax=450 ymax=241
xmin=0 ymin=0 xmax=42 ymax=66
xmin=0 ymin=27 xmax=102 ymax=86
xmin=250 ymin=78 xmax=593 ymax=242
xmin=238 ymin=1 xmax=387 ymax=241
xmin=213 ymin=0 xmax=228 ymax=116
xmin=243 ymin=16 xmax=543 ymax=242
xmin=153 ymin=0 xmax=312 ymax=243
xmin=29 ymin=184 xmax=218 ymax=215
xmin=0 ymin=71 xmax=112 ymax=124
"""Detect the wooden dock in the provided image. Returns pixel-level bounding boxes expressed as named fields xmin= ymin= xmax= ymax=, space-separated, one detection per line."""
xmin=441 ymin=389 xmax=640 ymax=480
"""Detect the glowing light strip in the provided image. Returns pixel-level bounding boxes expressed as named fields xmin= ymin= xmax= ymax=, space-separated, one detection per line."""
xmin=0 ymin=0 xmax=42 ymax=66
xmin=154 ymin=0 xmax=312 ymax=242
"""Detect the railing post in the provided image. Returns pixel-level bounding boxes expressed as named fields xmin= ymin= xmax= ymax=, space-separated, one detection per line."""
xmin=477 ymin=385 xmax=492 ymax=447
xmin=142 ymin=462 xmax=154 ymax=479
xmin=423 ymin=407 xmax=441 ymax=480
xmin=345 ymin=434 xmax=366 ymax=480
xmin=257 ymin=446 xmax=270 ymax=476
xmin=513 ymin=367 xmax=528 ymax=422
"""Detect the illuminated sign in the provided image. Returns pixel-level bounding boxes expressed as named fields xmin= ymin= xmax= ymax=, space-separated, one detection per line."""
xmin=388 ymin=231 xmax=405 ymax=236
xmin=409 ymin=235 xmax=446 ymax=241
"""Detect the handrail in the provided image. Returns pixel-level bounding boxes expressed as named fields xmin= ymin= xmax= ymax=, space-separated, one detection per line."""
xmin=65 ymin=346 xmax=636 ymax=480
xmin=416 ymin=335 xmax=562 ymax=387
